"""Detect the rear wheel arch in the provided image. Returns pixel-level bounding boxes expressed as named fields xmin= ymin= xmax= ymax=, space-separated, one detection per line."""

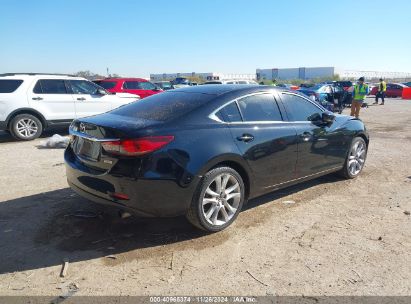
xmin=6 ymin=108 xmax=47 ymax=129
xmin=207 ymin=160 xmax=251 ymax=201
xmin=358 ymin=133 xmax=369 ymax=147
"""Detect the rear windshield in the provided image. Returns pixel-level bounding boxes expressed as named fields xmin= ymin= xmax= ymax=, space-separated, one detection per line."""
xmin=0 ymin=79 xmax=23 ymax=93
xmin=94 ymin=81 xmax=117 ymax=89
xmin=110 ymin=92 xmax=214 ymax=122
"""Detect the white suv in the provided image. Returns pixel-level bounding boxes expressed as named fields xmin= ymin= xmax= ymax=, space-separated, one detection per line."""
xmin=0 ymin=73 xmax=140 ymax=140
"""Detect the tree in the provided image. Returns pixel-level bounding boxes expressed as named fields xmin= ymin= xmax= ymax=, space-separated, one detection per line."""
xmin=73 ymin=70 xmax=107 ymax=80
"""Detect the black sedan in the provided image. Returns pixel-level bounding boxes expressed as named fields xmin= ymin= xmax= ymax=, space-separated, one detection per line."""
xmin=65 ymin=85 xmax=369 ymax=232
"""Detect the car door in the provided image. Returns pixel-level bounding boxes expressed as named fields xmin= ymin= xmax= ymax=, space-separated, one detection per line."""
xmin=386 ymin=84 xmax=396 ymax=97
xmin=393 ymin=84 xmax=402 ymax=97
xmin=27 ymin=79 xmax=75 ymax=121
xmin=218 ymin=93 xmax=298 ymax=191
xmin=69 ymin=80 xmax=112 ymax=118
xmin=279 ymin=92 xmax=345 ymax=178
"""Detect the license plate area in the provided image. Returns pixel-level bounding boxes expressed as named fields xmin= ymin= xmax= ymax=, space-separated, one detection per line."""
xmin=73 ymin=137 xmax=101 ymax=161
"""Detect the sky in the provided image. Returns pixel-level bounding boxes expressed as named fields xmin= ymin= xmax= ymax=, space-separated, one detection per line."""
xmin=0 ymin=0 xmax=410 ymax=77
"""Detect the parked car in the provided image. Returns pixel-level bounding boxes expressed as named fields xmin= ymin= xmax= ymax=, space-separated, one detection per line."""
xmin=298 ymin=84 xmax=336 ymax=111
xmin=300 ymin=83 xmax=316 ymax=88
xmin=0 ymin=73 xmax=139 ymax=140
xmin=65 ymin=85 xmax=369 ymax=232
xmin=203 ymin=80 xmax=258 ymax=85
xmin=154 ymin=81 xmax=174 ymax=91
xmin=334 ymin=81 xmax=353 ymax=92
xmin=299 ymin=83 xmax=352 ymax=113
xmin=171 ymin=77 xmax=192 ymax=88
xmin=369 ymin=83 xmax=407 ymax=98
xmin=402 ymin=82 xmax=411 ymax=87
xmin=93 ymin=78 xmax=162 ymax=99
xmin=276 ymin=83 xmax=299 ymax=90
xmin=367 ymin=83 xmax=378 ymax=95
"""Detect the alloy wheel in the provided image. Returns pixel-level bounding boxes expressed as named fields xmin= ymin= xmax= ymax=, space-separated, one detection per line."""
xmin=348 ymin=141 xmax=366 ymax=176
xmin=16 ymin=118 xmax=38 ymax=138
xmin=202 ymin=173 xmax=241 ymax=226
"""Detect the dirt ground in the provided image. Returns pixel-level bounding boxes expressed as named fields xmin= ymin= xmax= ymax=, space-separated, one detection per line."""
xmin=0 ymin=97 xmax=410 ymax=297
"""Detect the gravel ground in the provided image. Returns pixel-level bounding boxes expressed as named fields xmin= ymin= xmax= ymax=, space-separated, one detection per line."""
xmin=0 ymin=97 xmax=410 ymax=296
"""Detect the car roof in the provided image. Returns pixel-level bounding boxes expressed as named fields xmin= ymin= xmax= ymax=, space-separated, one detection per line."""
xmin=171 ymin=84 xmax=286 ymax=96
xmin=98 ymin=78 xmax=148 ymax=82
xmin=0 ymin=73 xmax=84 ymax=80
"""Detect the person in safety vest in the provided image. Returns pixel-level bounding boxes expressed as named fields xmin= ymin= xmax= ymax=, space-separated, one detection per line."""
xmin=373 ymin=78 xmax=387 ymax=105
xmin=350 ymin=77 xmax=369 ymax=118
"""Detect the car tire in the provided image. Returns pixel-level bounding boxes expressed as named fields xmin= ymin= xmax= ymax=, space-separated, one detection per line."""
xmin=186 ymin=166 xmax=245 ymax=232
xmin=9 ymin=114 xmax=43 ymax=141
xmin=339 ymin=137 xmax=367 ymax=179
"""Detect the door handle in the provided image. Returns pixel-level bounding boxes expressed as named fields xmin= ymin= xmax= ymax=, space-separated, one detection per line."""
xmin=32 ymin=97 xmax=43 ymax=101
xmin=300 ymin=132 xmax=312 ymax=142
xmin=77 ymin=97 xmax=86 ymax=101
xmin=237 ymin=134 xmax=254 ymax=142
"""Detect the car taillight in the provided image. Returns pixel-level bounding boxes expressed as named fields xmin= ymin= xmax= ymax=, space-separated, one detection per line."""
xmin=101 ymin=136 xmax=174 ymax=156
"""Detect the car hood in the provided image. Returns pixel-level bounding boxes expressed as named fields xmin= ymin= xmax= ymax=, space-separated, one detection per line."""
xmin=113 ymin=92 xmax=141 ymax=99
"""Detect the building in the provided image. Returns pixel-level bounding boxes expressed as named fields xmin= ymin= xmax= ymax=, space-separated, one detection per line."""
xmin=256 ymin=67 xmax=335 ymax=81
xmin=150 ymin=72 xmax=256 ymax=82
xmin=256 ymin=67 xmax=411 ymax=81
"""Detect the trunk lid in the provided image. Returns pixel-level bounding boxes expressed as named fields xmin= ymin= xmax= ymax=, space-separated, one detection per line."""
xmin=69 ymin=113 xmax=162 ymax=171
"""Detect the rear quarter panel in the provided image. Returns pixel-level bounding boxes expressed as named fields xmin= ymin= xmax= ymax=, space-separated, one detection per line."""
xmin=156 ymin=124 xmax=250 ymax=179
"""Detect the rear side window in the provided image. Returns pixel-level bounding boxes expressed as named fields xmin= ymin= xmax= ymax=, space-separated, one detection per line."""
xmin=94 ymin=81 xmax=117 ymax=90
xmin=33 ymin=79 xmax=67 ymax=94
xmin=217 ymin=102 xmax=242 ymax=122
xmin=0 ymin=80 xmax=23 ymax=93
xmin=110 ymin=91 xmax=214 ymax=122
xmin=281 ymin=93 xmax=323 ymax=121
xmin=237 ymin=94 xmax=282 ymax=122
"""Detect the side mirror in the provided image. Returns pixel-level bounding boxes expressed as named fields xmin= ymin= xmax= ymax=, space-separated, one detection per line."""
xmin=96 ymin=88 xmax=106 ymax=95
xmin=322 ymin=112 xmax=335 ymax=124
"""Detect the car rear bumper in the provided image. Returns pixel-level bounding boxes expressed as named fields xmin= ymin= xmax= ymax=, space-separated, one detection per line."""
xmin=64 ymin=147 xmax=200 ymax=217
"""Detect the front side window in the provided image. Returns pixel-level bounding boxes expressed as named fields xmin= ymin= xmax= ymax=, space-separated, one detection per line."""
xmin=237 ymin=94 xmax=282 ymax=122
xmin=124 ymin=81 xmax=156 ymax=90
xmin=281 ymin=93 xmax=323 ymax=121
xmin=0 ymin=80 xmax=23 ymax=93
xmin=70 ymin=80 xmax=99 ymax=95
xmin=33 ymin=79 xmax=67 ymax=94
